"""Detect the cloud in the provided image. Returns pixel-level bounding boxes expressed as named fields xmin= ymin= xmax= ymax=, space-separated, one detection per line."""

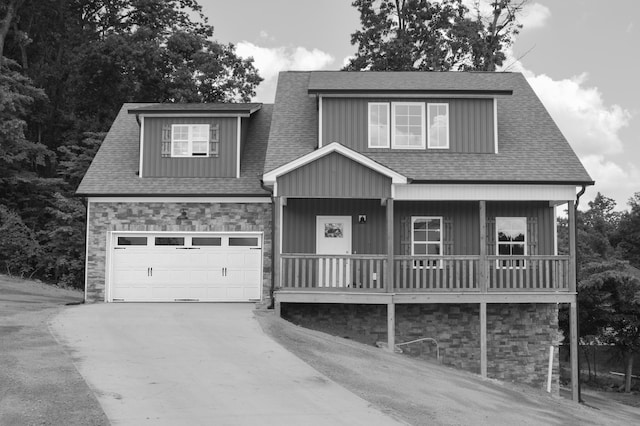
xmin=236 ymin=42 xmax=334 ymax=102
xmin=580 ymin=155 xmax=640 ymax=208
xmin=518 ymin=3 xmax=551 ymax=30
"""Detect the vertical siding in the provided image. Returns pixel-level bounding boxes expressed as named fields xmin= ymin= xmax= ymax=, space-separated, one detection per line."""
xmin=487 ymin=201 xmax=555 ymax=255
xmin=278 ymin=152 xmax=391 ymax=198
xmin=143 ymin=117 xmax=237 ymax=177
xmin=322 ymin=97 xmax=494 ymax=153
xmin=283 ymin=198 xmax=386 ymax=254
xmin=394 ymin=201 xmax=480 ymax=255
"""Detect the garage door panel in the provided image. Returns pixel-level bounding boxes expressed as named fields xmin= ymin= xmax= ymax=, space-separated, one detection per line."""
xmin=111 ymin=233 xmax=261 ymax=302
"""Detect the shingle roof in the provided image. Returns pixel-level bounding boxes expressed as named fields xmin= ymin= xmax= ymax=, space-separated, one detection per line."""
xmin=308 ymin=71 xmax=513 ymax=94
xmin=128 ymin=103 xmax=262 ymax=114
xmin=76 ymin=103 xmax=272 ymax=196
xmin=265 ymin=71 xmax=593 ymax=185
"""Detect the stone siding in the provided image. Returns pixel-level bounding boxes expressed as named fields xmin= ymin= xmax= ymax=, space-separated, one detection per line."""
xmin=86 ymin=202 xmax=272 ymax=303
xmin=281 ymin=302 xmax=560 ymax=393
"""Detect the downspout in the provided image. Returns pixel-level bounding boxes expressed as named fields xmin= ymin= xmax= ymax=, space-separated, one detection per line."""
xmin=260 ymin=179 xmax=276 ymax=309
xmin=574 ymin=184 xmax=586 ymax=403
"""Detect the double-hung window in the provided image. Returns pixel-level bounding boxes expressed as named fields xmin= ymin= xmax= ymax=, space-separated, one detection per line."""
xmin=392 ymin=102 xmax=425 ymax=149
xmin=368 ymin=103 xmax=390 ymax=148
xmin=427 ymin=103 xmax=449 ymax=149
xmin=411 ymin=217 xmax=442 ymax=268
xmin=496 ymin=217 xmax=526 ymax=268
xmin=171 ymin=124 xmax=210 ymax=157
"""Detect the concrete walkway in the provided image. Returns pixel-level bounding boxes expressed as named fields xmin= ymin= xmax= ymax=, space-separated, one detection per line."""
xmin=50 ymin=304 xmax=403 ymax=425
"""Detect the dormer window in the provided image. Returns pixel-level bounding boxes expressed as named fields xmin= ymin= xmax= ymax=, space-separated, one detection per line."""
xmin=391 ymin=102 xmax=425 ymax=149
xmin=171 ymin=124 xmax=210 ymax=157
xmin=427 ymin=103 xmax=449 ymax=149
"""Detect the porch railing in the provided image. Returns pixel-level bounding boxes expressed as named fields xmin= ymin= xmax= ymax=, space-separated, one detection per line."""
xmin=281 ymin=254 xmax=387 ymax=291
xmin=279 ymin=254 xmax=570 ymax=293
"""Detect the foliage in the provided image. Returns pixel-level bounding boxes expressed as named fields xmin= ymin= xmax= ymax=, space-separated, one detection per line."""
xmin=613 ymin=192 xmax=640 ymax=269
xmin=344 ymin=0 xmax=526 ymax=71
xmin=0 ymin=205 xmax=41 ymax=276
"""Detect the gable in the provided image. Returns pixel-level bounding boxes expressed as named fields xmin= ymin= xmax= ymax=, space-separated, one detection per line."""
xmin=277 ymin=152 xmax=392 ymax=198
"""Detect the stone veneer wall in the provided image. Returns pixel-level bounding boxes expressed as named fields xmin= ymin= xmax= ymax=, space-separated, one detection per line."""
xmin=281 ymin=302 xmax=560 ymax=394
xmin=86 ymin=202 xmax=272 ymax=303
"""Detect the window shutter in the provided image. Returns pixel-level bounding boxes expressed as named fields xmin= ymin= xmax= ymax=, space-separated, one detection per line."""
xmin=527 ymin=217 xmax=538 ymax=255
xmin=209 ymin=124 xmax=220 ymax=157
xmin=443 ymin=217 xmax=453 ymax=255
xmin=486 ymin=218 xmax=496 ymax=255
xmin=400 ymin=216 xmax=411 ymax=255
xmin=161 ymin=124 xmax=171 ymax=157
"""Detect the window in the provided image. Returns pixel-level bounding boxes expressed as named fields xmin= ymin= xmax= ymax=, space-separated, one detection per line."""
xmin=171 ymin=124 xmax=210 ymax=157
xmin=411 ymin=217 xmax=442 ymax=267
xmin=392 ymin=102 xmax=425 ymax=149
xmin=427 ymin=103 xmax=449 ymax=149
xmin=192 ymin=237 xmax=221 ymax=246
xmin=154 ymin=237 xmax=185 ymax=246
xmin=117 ymin=236 xmax=147 ymax=246
xmin=229 ymin=237 xmax=259 ymax=247
xmin=496 ymin=217 xmax=526 ymax=268
xmin=368 ymin=103 xmax=389 ymax=148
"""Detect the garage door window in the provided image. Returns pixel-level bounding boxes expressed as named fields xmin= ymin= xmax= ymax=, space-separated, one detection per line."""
xmin=117 ymin=236 xmax=147 ymax=246
xmin=229 ymin=237 xmax=259 ymax=247
xmin=192 ymin=237 xmax=222 ymax=246
xmin=155 ymin=237 xmax=185 ymax=246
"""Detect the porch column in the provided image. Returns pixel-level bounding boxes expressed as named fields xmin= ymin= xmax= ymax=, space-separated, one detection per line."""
xmin=568 ymin=200 xmax=579 ymax=402
xmin=480 ymin=301 xmax=487 ymax=378
xmin=273 ymin=196 xmax=283 ymax=316
xmin=478 ymin=200 xmax=487 ymax=293
xmin=386 ymin=198 xmax=395 ymax=352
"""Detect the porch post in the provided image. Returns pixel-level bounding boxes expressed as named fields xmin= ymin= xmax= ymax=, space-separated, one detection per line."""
xmin=480 ymin=301 xmax=487 ymax=378
xmin=386 ymin=198 xmax=395 ymax=352
xmin=568 ymin=200 xmax=579 ymax=402
xmin=273 ymin=196 xmax=283 ymax=316
xmin=479 ymin=201 xmax=487 ymax=293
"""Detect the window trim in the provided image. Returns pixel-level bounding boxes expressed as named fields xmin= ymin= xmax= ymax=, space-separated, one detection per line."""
xmin=427 ymin=103 xmax=450 ymax=149
xmin=391 ymin=102 xmax=426 ymax=150
xmin=367 ymin=102 xmax=390 ymax=148
xmin=411 ymin=216 xmax=443 ymax=269
xmin=171 ymin=124 xmax=210 ymax=158
xmin=495 ymin=217 xmax=527 ymax=269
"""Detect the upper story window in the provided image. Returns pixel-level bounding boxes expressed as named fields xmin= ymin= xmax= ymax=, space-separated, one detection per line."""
xmin=368 ymin=103 xmax=390 ymax=148
xmin=427 ymin=103 xmax=449 ymax=149
xmin=496 ymin=217 xmax=526 ymax=268
xmin=411 ymin=216 xmax=442 ymax=268
xmin=392 ymin=102 xmax=425 ymax=149
xmin=171 ymin=124 xmax=210 ymax=157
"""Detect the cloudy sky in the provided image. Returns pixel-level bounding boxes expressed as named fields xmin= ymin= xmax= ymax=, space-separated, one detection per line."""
xmin=201 ymin=0 xmax=638 ymax=211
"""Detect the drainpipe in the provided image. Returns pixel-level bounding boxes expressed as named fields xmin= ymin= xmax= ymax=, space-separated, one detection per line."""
xmin=574 ymin=184 xmax=586 ymax=403
xmin=260 ymin=179 xmax=276 ymax=309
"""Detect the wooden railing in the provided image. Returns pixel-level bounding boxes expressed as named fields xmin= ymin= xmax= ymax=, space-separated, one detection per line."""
xmin=281 ymin=254 xmax=387 ymax=291
xmin=394 ymin=256 xmax=480 ymax=291
xmin=279 ymin=254 xmax=570 ymax=293
xmin=487 ymin=255 xmax=570 ymax=291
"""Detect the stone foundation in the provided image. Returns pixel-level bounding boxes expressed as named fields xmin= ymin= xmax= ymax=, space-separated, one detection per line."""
xmin=281 ymin=302 xmax=560 ymax=394
xmin=86 ymin=201 xmax=272 ymax=303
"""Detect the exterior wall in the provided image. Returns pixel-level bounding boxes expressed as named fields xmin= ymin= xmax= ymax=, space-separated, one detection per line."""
xmin=86 ymin=201 xmax=272 ymax=303
xmin=281 ymin=302 xmax=560 ymax=394
xmin=283 ymin=198 xmax=386 ymax=254
xmin=142 ymin=116 xmax=238 ymax=177
xmin=277 ymin=152 xmax=391 ymax=198
xmin=322 ymin=97 xmax=494 ymax=153
xmin=394 ymin=200 xmax=556 ymax=256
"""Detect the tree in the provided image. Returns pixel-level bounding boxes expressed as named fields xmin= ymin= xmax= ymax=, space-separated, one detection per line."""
xmin=344 ymin=0 xmax=526 ymax=71
xmin=613 ymin=192 xmax=640 ymax=269
xmin=579 ymin=261 xmax=640 ymax=392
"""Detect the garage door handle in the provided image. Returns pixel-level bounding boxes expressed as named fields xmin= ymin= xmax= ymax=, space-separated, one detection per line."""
xmin=249 ymin=247 xmax=261 ymax=250
xmin=176 ymin=247 xmax=200 ymax=250
xmin=148 ymin=267 xmax=153 ymax=277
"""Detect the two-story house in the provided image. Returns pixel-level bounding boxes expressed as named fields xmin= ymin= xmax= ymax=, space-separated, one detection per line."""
xmin=78 ymin=71 xmax=592 ymax=400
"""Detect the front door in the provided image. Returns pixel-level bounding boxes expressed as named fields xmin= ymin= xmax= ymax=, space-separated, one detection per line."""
xmin=316 ymin=216 xmax=352 ymax=287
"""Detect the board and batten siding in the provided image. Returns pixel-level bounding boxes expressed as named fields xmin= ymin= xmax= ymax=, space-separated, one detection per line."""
xmin=321 ymin=97 xmax=494 ymax=153
xmin=283 ymin=198 xmax=387 ymax=255
xmin=142 ymin=117 xmax=237 ymax=177
xmin=277 ymin=152 xmax=392 ymax=198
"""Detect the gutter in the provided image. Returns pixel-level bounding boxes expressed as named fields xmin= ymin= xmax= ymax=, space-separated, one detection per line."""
xmin=574 ymin=184 xmax=587 ymax=403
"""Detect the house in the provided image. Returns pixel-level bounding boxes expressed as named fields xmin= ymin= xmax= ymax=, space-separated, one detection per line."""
xmin=78 ymin=71 xmax=592 ymax=400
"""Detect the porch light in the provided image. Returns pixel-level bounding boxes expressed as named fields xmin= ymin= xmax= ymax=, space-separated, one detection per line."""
xmin=358 ymin=214 xmax=367 ymax=224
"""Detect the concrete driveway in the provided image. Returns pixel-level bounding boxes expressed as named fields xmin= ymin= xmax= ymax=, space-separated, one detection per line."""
xmin=50 ymin=304 xmax=403 ymax=425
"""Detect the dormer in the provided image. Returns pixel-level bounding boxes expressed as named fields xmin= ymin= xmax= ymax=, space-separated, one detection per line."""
xmin=308 ymin=72 xmax=512 ymax=154
xmin=129 ymin=103 xmax=262 ymax=178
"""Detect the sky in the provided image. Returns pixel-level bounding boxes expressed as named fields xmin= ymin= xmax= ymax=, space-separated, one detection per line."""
xmin=199 ymin=0 xmax=639 ymax=211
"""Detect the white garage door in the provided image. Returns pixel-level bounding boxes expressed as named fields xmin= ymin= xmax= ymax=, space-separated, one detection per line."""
xmin=109 ymin=233 xmax=262 ymax=302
